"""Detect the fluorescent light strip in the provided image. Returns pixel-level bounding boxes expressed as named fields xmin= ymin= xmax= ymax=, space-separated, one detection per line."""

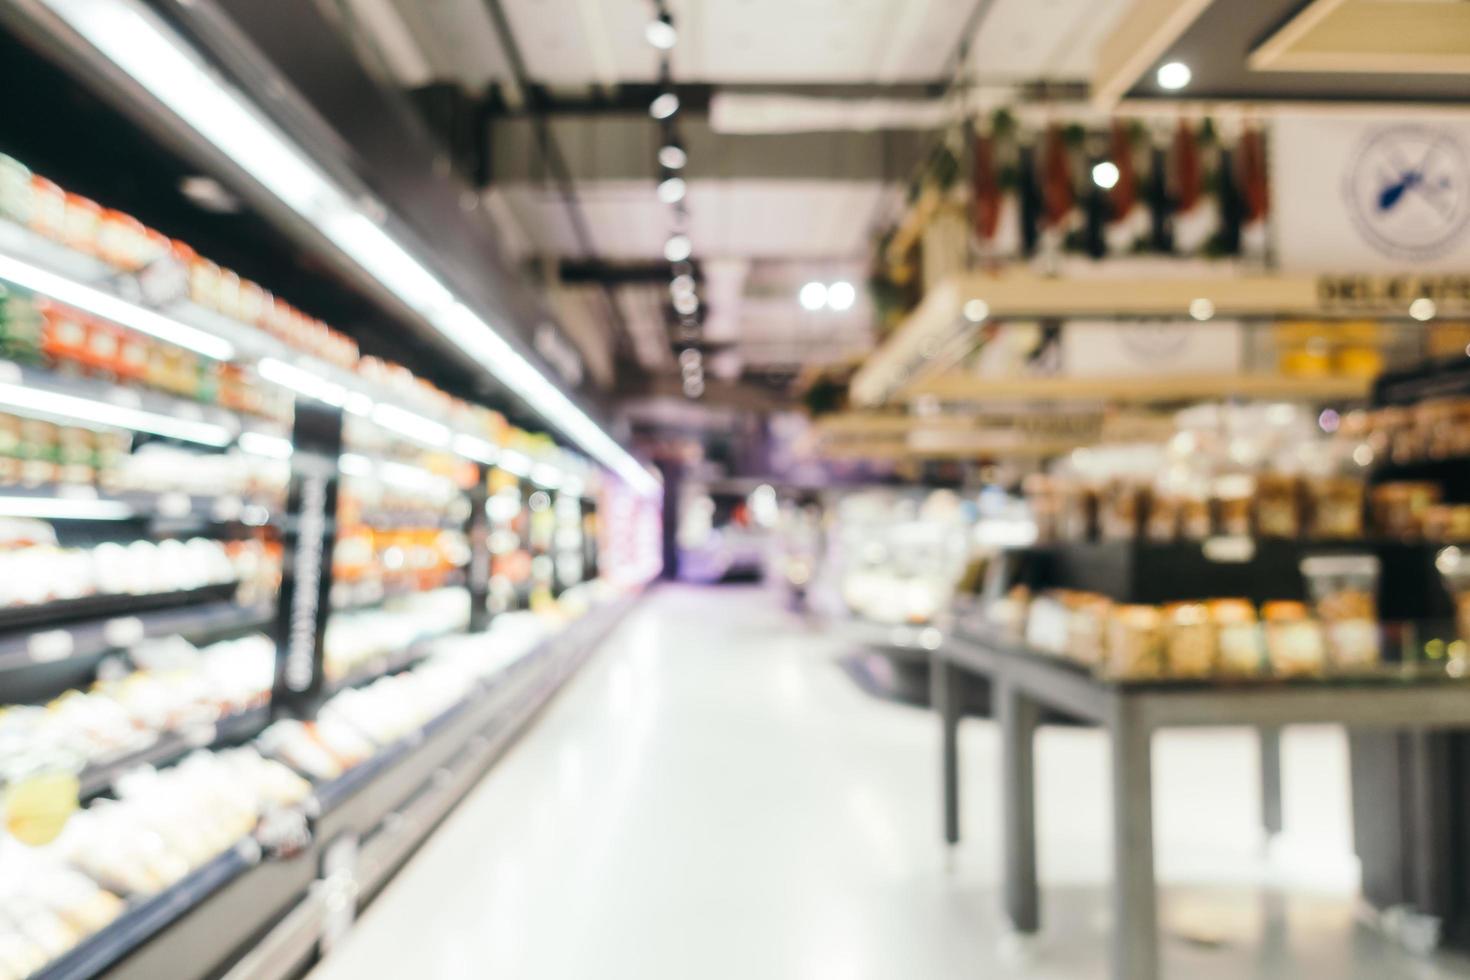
xmin=496 ymin=449 xmax=531 ymax=478
xmin=0 ymin=495 xmax=135 ymax=520
xmin=0 ymin=381 xmax=234 ymax=446
xmin=0 ymin=252 xmax=235 ymax=361
xmin=531 ymin=464 xmax=562 ymax=490
xmin=41 ymin=0 xmax=659 ymax=497
xmin=256 ymin=357 xmax=348 ymax=407
xmin=371 ymin=403 xmax=450 ymax=448
xmin=451 ymin=434 xmax=498 ymax=466
xmin=338 ymin=453 xmax=373 ymax=477
xmin=237 ymin=431 xmax=293 ymax=459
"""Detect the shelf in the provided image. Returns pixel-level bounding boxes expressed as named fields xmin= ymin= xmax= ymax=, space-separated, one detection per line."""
xmin=78 ymin=705 xmax=272 ymax=801
xmin=903 ymin=372 xmax=1372 ymax=406
xmin=0 ymin=359 xmax=249 ymax=447
xmin=0 ymin=483 xmax=278 ymax=526
xmin=30 ymin=842 xmax=259 ymax=980
xmin=0 ymin=596 xmax=274 ymax=705
xmin=329 ymin=571 xmax=467 ymax=613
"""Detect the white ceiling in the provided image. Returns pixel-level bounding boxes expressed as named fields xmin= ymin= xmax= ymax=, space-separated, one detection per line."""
xmin=492 ymin=180 xmax=900 ymax=261
xmin=371 ymin=0 xmax=1131 ymax=90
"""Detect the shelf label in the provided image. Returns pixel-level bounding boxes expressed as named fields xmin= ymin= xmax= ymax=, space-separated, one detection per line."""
xmin=105 ymin=388 xmax=142 ymax=410
xmin=103 ymin=616 xmax=145 ymax=648
xmin=1203 ymin=536 xmax=1256 ymax=564
xmin=0 ymin=362 xmax=21 ymax=385
xmin=158 ymin=491 xmax=191 ymax=519
xmin=58 ymin=484 xmax=99 ymax=501
xmin=28 ymin=630 xmax=74 ymax=663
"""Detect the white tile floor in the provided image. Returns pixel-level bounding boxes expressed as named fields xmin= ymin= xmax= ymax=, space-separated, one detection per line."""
xmin=309 ymin=585 xmax=1470 ymax=979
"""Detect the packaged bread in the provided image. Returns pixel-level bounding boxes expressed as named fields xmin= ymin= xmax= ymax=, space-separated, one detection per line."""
xmin=1066 ymin=594 xmax=1112 ymax=667
xmin=1305 ymin=476 xmax=1364 ymax=540
xmin=1107 ymin=605 xmax=1163 ymax=679
xmin=1254 ymin=474 xmax=1301 ymax=538
xmin=1163 ymin=602 xmax=1215 ymax=677
xmin=1262 ymin=601 xmax=1325 ymax=678
xmin=1211 ymin=599 xmax=1262 ymax=676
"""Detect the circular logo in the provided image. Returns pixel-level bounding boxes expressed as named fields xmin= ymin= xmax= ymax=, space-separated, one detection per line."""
xmin=1118 ymin=323 xmax=1188 ymax=362
xmin=1344 ymin=125 xmax=1470 ymax=261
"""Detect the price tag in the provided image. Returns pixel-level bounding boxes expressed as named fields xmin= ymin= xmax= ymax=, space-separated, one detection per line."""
xmin=0 ymin=361 xmax=22 ymax=385
xmin=158 ymin=492 xmax=191 ymax=519
xmin=103 ymin=616 xmax=145 ymax=648
xmin=58 ymin=484 xmax=99 ymax=501
xmin=182 ymin=722 xmax=218 ymax=748
xmin=1203 ymin=536 xmax=1257 ymax=564
xmin=212 ymin=495 xmax=243 ymax=521
xmin=28 ymin=630 xmax=74 ymax=663
xmin=105 ymin=388 xmax=143 ymax=410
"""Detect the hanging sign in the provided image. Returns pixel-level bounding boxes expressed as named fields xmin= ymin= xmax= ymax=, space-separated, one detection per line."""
xmin=1273 ymin=115 xmax=1470 ymax=271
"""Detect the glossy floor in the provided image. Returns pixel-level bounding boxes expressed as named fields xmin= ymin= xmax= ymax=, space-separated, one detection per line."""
xmin=309 ymin=585 xmax=1470 ymax=979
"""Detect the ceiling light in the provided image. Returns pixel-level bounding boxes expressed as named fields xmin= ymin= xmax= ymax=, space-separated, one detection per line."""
xmin=0 ymin=380 xmax=233 ymax=446
xmin=38 ymin=0 xmax=658 ymax=497
xmin=371 ymin=402 xmax=451 ymax=448
xmin=657 ymin=176 xmax=687 ymax=204
xmin=962 ymin=299 xmax=989 ymax=323
xmin=237 ymin=431 xmax=293 ymax=459
xmin=683 ymin=377 xmax=705 ymax=399
xmin=0 ymin=252 xmax=234 ymax=361
xmin=1410 ymin=297 xmax=1437 ymax=322
xmin=649 ymin=92 xmax=680 ymax=120
xmin=532 ymin=464 xmax=562 ymax=489
xmin=1091 ymin=161 xmax=1120 ymax=190
xmin=799 ymin=281 xmax=828 ymax=311
xmin=257 ymin=356 xmax=348 ymax=406
xmin=1189 ymin=298 xmax=1215 ymax=321
xmin=827 ymin=281 xmax=856 ymax=311
xmin=338 ymin=453 xmax=373 ymax=477
xmin=682 ymin=358 xmax=702 ymax=380
xmin=645 ymin=13 xmax=677 ymax=50
xmin=670 ymin=274 xmax=695 ymax=297
xmin=664 ymin=234 xmax=693 ymax=262
xmin=673 ymin=291 xmax=699 ymax=316
xmin=678 ymin=348 xmax=701 ymax=369
xmin=658 ymin=144 xmax=687 ymax=170
xmin=0 ymin=495 xmax=135 ymax=521
xmin=1157 ymin=61 xmax=1191 ymax=90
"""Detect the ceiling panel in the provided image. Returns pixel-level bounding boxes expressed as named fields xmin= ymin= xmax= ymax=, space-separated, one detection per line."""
xmin=385 ymin=0 xmax=512 ymax=89
xmin=495 ymin=179 xmax=900 ymax=260
xmin=966 ymin=0 xmax=1134 ymax=81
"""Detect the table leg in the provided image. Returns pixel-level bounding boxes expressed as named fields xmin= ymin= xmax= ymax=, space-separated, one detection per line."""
xmin=999 ymin=679 xmax=1040 ymax=933
xmin=931 ymin=655 xmax=961 ymax=845
xmin=1259 ymin=726 xmax=1283 ymax=838
xmin=1110 ymin=702 xmax=1158 ymax=980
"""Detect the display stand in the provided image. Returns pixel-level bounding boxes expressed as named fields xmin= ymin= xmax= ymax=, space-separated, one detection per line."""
xmin=932 ymin=623 xmax=1470 ymax=980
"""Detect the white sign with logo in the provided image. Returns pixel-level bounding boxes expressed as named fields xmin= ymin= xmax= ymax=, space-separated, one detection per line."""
xmin=1061 ymin=321 xmax=1243 ymax=378
xmin=1273 ymin=115 xmax=1470 ymax=271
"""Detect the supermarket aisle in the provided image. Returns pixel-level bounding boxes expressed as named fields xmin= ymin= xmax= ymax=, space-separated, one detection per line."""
xmin=310 ymin=586 xmax=1470 ymax=980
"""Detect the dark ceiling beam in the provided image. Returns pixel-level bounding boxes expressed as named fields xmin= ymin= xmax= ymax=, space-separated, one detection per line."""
xmin=483 ymin=81 xmax=951 ymax=117
xmin=490 ymin=115 xmax=932 ymax=184
xmin=621 ymin=375 xmax=791 ymax=414
xmin=558 ymin=260 xmax=702 ymax=286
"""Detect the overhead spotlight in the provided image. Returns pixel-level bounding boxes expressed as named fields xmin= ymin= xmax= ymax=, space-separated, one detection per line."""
xmin=658 ymin=143 xmax=687 ymax=170
xmin=649 ymin=91 xmax=680 ymax=120
xmin=683 ymin=377 xmax=705 ymax=399
xmin=1091 ymin=161 xmax=1120 ymax=190
xmin=799 ymin=281 xmax=828 ymax=311
xmin=826 ymin=281 xmax=856 ymax=311
xmin=645 ymin=12 xmax=677 ymax=50
xmin=673 ymin=291 xmax=699 ymax=316
xmin=1189 ymin=297 xmax=1215 ymax=321
xmin=1157 ymin=61 xmax=1191 ymax=90
xmin=657 ymin=176 xmax=687 ymax=204
xmin=678 ymin=348 xmax=702 ymax=369
xmin=670 ymin=273 xmax=696 ymax=297
xmin=1410 ymin=297 xmax=1437 ymax=322
xmin=962 ymin=299 xmax=989 ymax=323
xmin=664 ymin=233 xmax=693 ymax=262
xmin=682 ymin=357 xmax=702 ymax=379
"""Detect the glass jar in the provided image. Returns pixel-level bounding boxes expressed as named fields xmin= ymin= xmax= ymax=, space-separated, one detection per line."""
xmin=1305 ymin=476 xmax=1364 ymax=539
xmin=1371 ymin=482 xmax=1442 ymax=539
xmin=1300 ymin=554 xmax=1381 ymax=672
xmin=1108 ymin=605 xmax=1163 ymax=679
xmin=1254 ymin=473 xmax=1301 ymax=538
xmin=1211 ymin=599 xmax=1262 ymax=676
xmin=1163 ymin=602 xmax=1215 ymax=677
xmin=1262 ymin=600 xmax=1326 ymax=678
